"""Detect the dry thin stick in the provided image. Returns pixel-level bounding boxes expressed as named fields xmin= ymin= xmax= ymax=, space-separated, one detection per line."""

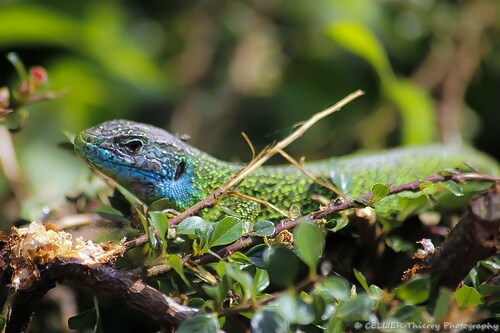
xmin=224 ymin=90 xmax=364 ymax=190
xmin=125 ymin=89 xmax=364 ymax=249
xmin=241 ymin=132 xmax=256 ymax=160
xmin=277 ymin=148 xmax=343 ymax=197
xmin=227 ymin=191 xmax=290 ymax=217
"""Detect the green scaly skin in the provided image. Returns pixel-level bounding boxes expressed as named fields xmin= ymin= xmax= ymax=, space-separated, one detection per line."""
xmin=74 ymin=120 xmax=498 ymax=222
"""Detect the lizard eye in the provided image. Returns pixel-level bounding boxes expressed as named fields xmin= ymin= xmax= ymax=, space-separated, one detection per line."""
xmin=123 ymin=139 xmax=143 ymax=153
xmin=174 ymin=161 xmax=185 ymax=181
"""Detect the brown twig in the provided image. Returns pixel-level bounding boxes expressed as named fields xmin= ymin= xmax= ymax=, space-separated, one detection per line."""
xmin=192 ymin=173 xmax=499 ymax=266
xmin=276 ymin=148 xmax=343 ymax=197
xmin=308 ymin=173 xmax=499 ymax=221
xmin=0 ymin=223 xmax=197 ymax=331
xmin=227 ymin=191 xmax=290 ymax=217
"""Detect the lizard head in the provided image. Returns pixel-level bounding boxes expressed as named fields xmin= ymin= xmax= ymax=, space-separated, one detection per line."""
xmin=74 ymin=120 xmax=204 ymax=210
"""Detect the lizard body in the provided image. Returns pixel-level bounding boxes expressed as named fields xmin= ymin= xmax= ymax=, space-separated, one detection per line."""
xmin=74 ymin=120 xmax=498 ymax=221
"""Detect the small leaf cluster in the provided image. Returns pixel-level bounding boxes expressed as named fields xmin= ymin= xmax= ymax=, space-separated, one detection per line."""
xmin=135 ymin=193 xmax=498 ymax=333
xmin=0 ymin=53 xmax=54 ymax=131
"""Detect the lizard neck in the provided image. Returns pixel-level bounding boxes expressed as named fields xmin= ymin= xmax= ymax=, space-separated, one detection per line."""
xmin=170 ymin=147 xmax=238 ymax=211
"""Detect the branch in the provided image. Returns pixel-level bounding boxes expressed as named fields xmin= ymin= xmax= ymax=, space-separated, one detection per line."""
xmin=0 ymin=223 xmax=196 ymax=332
xmin=192 ymin=173 xmax=499 ymax=266
xmin=308 ymin=173 xmax=499 ymax=221
xmin=2 ymin=281 xmax=55 ymax=333
xmin=4 ymin=264 xmax=197 ymax=333
xmin=404 ymin=181 xmax=500 ymax=288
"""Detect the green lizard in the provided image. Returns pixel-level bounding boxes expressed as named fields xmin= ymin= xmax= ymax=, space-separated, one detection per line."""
xmin=74 ymin=120 xmax=498 ymax=222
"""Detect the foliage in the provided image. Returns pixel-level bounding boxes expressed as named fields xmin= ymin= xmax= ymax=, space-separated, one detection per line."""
xmin=0 ymin=1 xmax=499 ymax=332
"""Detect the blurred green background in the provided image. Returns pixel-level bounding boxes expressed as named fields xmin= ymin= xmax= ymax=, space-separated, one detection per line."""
xmin=0 ymin=0 xmax=499 ymax=221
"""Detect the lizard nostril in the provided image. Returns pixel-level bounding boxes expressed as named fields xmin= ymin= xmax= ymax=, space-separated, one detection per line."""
xmin=79 ymin=133 xmax=94 ymax=144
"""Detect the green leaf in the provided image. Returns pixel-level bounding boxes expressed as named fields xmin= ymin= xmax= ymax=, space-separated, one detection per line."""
xmin=395 ymin=276 xmax=431 ymax=304
xmin=203 ymin=276 xmax=229 ymax=308
xmin=312 ymin=293 xmax=332 ymax=321
xmin=327 ymin=21 xmax=391 ymax=78
xmin=188 ymin=298 xmax=206 ymax=308
xmin=478 ymin=284 xmax=500 ymax=301
xmin=479 ymin=258 xmax=500 ymax=272
xmin=327 ymin=22 xmax=436 ymax=145
xmin=230 ymin=251 xmax=252 ymax=265
xmin=387 ymin=79 xmax=436 ymax=144
xmin=148 ymin=197 xmax=175 ymax=211
xmin=195 ymin=223 xmax=214 ymax=241
xmin=177 ymin=314 xmax=219 ymax=333
xmin=385 ymin=235 xmax=415 ymax=253
xmin=108 ymin=190 xmax=133 ymax=218
xmin=268 ymin=294 xmax=315 ymax=325
xmin=369 ymin=284 xmax=385 ymax=300
xmin=454 ymin=285 xmax=483 ymax=308
xmin=396 ymin=194 xmax=432 ymax=221
xmin=334 ymin=294 xmax=376 ymax=322
xmin=167 ymin=254 xmax=190 ymax=286
xmin=253 ymin=220 xmax=275 ymax=237
xmin=251 ymin=310 xmax=289 ymax=333
xmin=253 ymin=268 xmax=270 ymax=293
xmin=263 ymin=245 xmax=299 ymax=288
xmin=148 ymin=211 xmax=168 ymax=248
xmin=390 ymin=303 xmax=420 ymax=322
xmin=0 ymin=316 xmax=5 ymax=331
xmin=434 ymin=288 xmax=453 ymax=322
xmin=326 ymin=317 xmax=344 ymax=333
xmin=7 ymin=52 xmax=28 ymax=81
xmin=225 ymin=263 xmax=254 ymax=302
xmin=354 ymin=269 xmax=370 ymax=294
xmin=293 ymin=219 xmax=323 ymax=276
xmin=439 ymin=180 xmax=464 ymax=197
xmin=245 ymin=244 xmax=267 ymax=268
xmin=319 ymin=276 xmax=351 ymax=302
xmin=209 ymin=216 xmax=243 ymax=247
xmin=148 ymin=225 xmax=159 ymax=250
xmin=328 ymin=216 xmax=349 ymax=232
xmin=177 ymin=216 xmax=212 ymax=236
xmin=371 ymin=183 xmax=390 ymax=203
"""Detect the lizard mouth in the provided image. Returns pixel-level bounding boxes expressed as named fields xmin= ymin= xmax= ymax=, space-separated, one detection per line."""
xmin=74 ymin=132 xmax=107 ymax=164
xmin=73 ymin=132 xmax=90 ymax=155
